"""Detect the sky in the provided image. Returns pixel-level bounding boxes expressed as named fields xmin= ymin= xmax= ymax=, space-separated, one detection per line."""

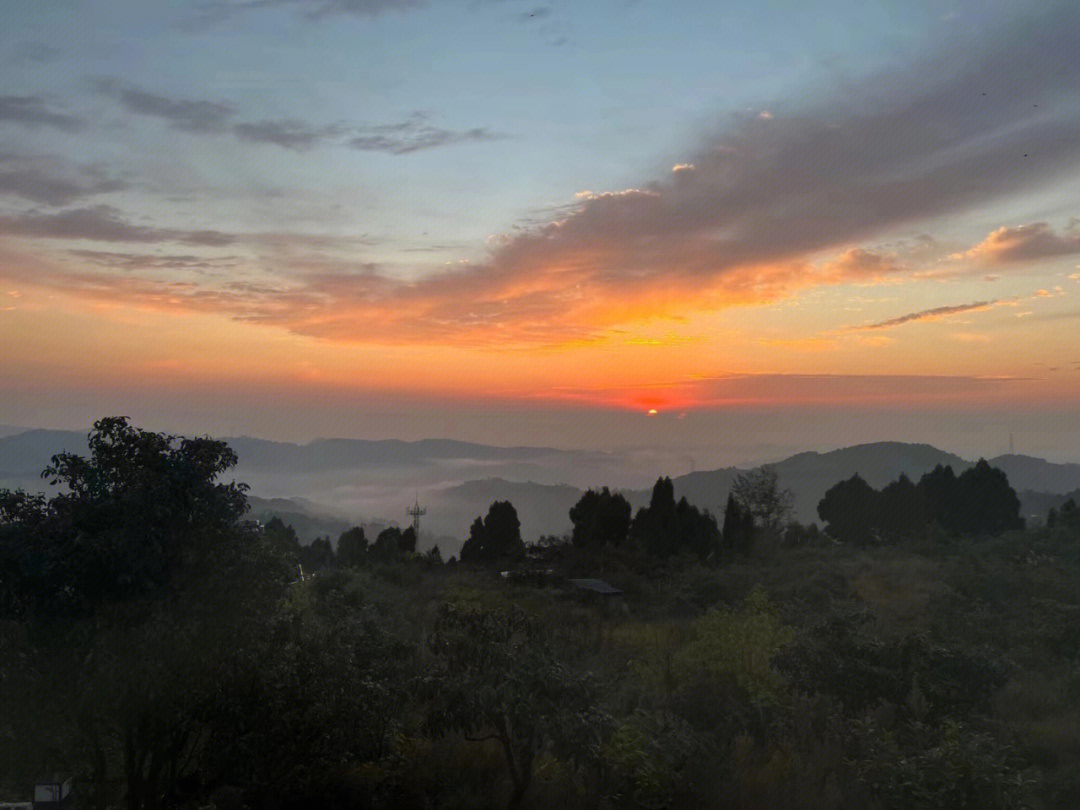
xmin=2 ymin=0 xmax=1080 ymax=465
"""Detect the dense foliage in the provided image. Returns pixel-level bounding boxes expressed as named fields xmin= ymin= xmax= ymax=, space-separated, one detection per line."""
xmin=818 ymin=460 xmax=1025 ymax=544
xmin=4 ymin=419 xmax=1077 ymax=809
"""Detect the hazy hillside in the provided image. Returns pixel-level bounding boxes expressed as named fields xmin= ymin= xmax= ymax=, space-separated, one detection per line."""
xmin=4 ymin=430 xmax=1080 ymax=545
xmin=0 ymin=429 xmax=89 ymax=489
xmin=431 ymin=478 xmax=583 ymax=550
xmin=660 ymin=444 xmax=1076 ymax=525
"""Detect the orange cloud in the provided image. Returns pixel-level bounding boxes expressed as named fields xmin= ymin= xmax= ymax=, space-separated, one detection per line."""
xmin=957 ymin=222 xmax=1080 ymax=264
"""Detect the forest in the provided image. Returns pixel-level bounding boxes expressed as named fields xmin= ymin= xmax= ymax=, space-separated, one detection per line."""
xmin=3 ymin=417 xmax=1080 ymax=809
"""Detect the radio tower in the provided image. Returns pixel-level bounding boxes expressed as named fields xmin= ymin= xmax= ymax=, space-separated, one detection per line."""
xmin=407 ymin=495 xmax=426 ymax=538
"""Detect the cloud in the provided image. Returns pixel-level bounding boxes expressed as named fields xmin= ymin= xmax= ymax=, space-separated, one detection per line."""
xmin=184 ymin=0 xmax=424 ymax=27
xmin=8 ymin=43 xmax=62 ymax=65
xmin=0 ymin=156 xmax=127 ymax=206
xmin=206 ymin=0 xmax=1080 ymax=344
xmin=821 ymin=248 xmax=905 ymax=279
xmin=0 ymin=206 xmax=235 ymax=246
xmin=0 ymin=96 xmax=83 ymax=131
xmin=233 ymin=119 xmax=342 ymax=150
xmin=11 ymin=3 xmax=1080 ymax=348
xmin=95 ymin=80 xmax=501 ymax=155
xmin=68 ymin=250 xmax=240 ymax=272
xmin=848 ymin=300 xmax=1001 ymax=331
xmin=347 ymin=114 xmax=505 ymax=154
xmin=959 ymin=222 xmax=1080 ymax=264
xmin=95 ymin=79 xmax=235 ymax=132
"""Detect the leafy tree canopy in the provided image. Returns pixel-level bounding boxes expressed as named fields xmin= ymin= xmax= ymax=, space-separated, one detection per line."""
xmin=0 ymin=416 xmax=253 ymax=617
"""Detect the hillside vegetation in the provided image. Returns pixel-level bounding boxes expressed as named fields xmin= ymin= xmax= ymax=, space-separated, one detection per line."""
xmin=4 ymin=418 xmax=1080 ymax=809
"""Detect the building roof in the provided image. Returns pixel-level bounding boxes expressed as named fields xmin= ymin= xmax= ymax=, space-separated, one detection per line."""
xmin=568 ymin=578 xmax=622 ymax=595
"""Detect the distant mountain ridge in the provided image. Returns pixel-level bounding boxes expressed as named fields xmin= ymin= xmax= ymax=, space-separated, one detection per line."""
xmin=659 ymin=444 xmax=1077 ymax=524
xmin=2 ymin=429 xmax=1079 ymax=544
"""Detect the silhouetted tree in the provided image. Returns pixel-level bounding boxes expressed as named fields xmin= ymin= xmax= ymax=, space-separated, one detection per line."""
xmin=0 ymin=416 xmax=253 ymax=618
xmin=731 ymin=466 xmax=794 ymax=531
xmin=955 ymin=459 xmax=1024 ymax=535
xmin=1048 ymin=497 xmax=1080 ymax=530
xmin=300 ymin=536 xmax=334 ymax=572
xmin=336 ymin=526 xmax=367 ymax=567
xmin=569 ymin=487 xmax=632 ymax=550
xmin=630 ymin=477 xmax=679 ymax=556
xmin=721 ymin=493 xmax=755 ymax=554
xmin=399 ymin=525 xmax=417 ymax=554
xmin=373 ymin=526 xmax=403 ymax=558
xmin=879 ymin=473 xmax=929 ymax=541
xmin=917 ymin=464 xmax=961 ymax=533
xmin=819 ymin=462 xmax=1023 ymax=545
xmin=460 ymin=502 xmax=524 ymax=564
xmin=460 ymin=516 xmax=485 ymax=563
xmin=630 ymin=478 xmax=719 ymax=560
xmin=676 ymin=496 xmax=721 ymax=561
xmin=818 ymin=474 xmax=880 ymax=545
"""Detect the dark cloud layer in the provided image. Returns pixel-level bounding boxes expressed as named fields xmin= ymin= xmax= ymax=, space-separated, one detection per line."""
xmin=347 ymin=114 xmax=504 ymax=154
xmin=184 ymin=0 xmax=424 ymax=28
xmin=0 ymin=205 xmax=234 ymax=246
xmin=0 ymin=96 xmax=83 ymax=131
xmin=69 ymin=249 xmax=240 ymax=272
xmin=95 ymin=80 xmax=500 ymax=155
xmin=0 ymin=156 xmax=126 ymax=206
xmin=95 ymin=79 xmax=235 ymax=132
xmin=233 ymin=119 xmax=342 ymax=151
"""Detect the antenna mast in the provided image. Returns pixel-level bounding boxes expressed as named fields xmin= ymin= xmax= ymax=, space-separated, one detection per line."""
xmin=407 ymin=495 xmax=426 ymax=537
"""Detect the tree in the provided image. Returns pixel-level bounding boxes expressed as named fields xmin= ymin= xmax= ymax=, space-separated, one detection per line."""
xmin=0 ymin=418 xmax=293 ymax=810
xmin=372 ymin=526 xmax=402 ymax=558
xmin=569 ymin=487 xmax=632 ymax=550
xmin=731 ymin=466 xmax=794 ymax=531
xmin=675 ymin=496 xmax=721 ymax=562
xmin=954 ymin=459 xmax=1024 ymax=535
xmin=336 ymin=526 xmax=367 ymax=567
xmin=630 ymin=477 xmax=678 ymax=556
xmin=0 ymin=416 xmax=253 ymax=618
xmin=817 ymin=474 xmax=880 ymax=545
xmin=460 ymin=516 xmax=485 ymax=563
xmin=399 ymin=525 xmax=417 ymax=554
xmin=460 ymin=502 xmax=524 ymax=564
xmin=425 ymin=605 xmax=601 ymax=807
xmin=630 ymin=478 xmax=719 ymax=560
xmin=878 ymin=473 xmax=929 ymax=541
xmin=721 ymin=493 xmax=755 ymax=554
xmin=299 ymin=536 xmax=334 ymax=572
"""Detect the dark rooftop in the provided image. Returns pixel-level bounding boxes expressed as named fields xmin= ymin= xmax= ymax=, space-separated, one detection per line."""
xmin=568 ymin=578 xmax=622 ymax=595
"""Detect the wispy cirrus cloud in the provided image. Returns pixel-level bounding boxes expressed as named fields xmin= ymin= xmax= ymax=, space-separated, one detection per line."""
xmin=347 ymin=114 xmax=506 ymax=154
xmin=846 ymin=300 xmax=1004 ymax=332
xmin=957 ymin=222 xmax=1080 ymax=264
xmin=0 ymin=96 xmax=83 ymax=131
